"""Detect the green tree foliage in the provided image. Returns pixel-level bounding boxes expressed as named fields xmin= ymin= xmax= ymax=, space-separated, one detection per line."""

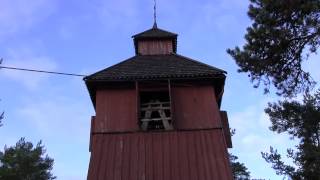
xmin=262 ymin=90 xmax=320 ymax=179
xmin=229 ymin=129 xmax=251 ymax=179
xmin=228 ymin=1 xmax=320 ymax=179
xmin=229 ymin=153 xmax=251 ymax=180
xmin=0 ymin=138 xmax=56 ymax=180
xmin=227 ymin=0 xmax=320 ymax=97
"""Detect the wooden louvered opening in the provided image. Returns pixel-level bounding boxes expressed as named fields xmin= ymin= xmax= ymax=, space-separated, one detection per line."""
xmin=140 ymin=91 xmax=173 ymax=131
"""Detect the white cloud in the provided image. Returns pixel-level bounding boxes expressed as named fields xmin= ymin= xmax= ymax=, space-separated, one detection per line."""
xmin=58 ymin=26 xmax=73 ymax=40
xmin=218 ymin=0 xmax=249 ymax=10
xmin=92 ymin=0 xmax=141 ymax=31
xmin=303 ymin=54 xmax=320 ymax=83
xmin=186 ymin=0 xmax=249 ymax=32
xmin=258 ymin=111 xmax=271 ymax=127
xmin=0 ymin=0 xmax=56 ymax=39
xmin=229 ymin=97 xmax=284 ymax=146
xmin=56 ymin=17 xmax=80 ymax=40
xmin=13 ymin=94 xmax=91 ymax=180
xmin=17 ymin=98 xmax=90 ymax=140
xmin=229 ymin=97 xmax=297 ymax=179
xmin=0 ymin=48 xmax=57 ymax=89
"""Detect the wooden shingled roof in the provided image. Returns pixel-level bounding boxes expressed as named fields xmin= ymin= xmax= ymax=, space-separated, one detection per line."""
xmin=132 ymin=27 xmax=177 ymax=39
xmin=84 ymin=54 xmax=226 ymax=82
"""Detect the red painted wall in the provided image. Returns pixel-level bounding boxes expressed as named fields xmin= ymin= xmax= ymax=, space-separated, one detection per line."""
xmin=94 ymin=88 xmax=139 ymax=132
xmin=220 ymin=111 xmax=232 ymax=148
xmin=171 ymin=85 xmax=221 ymax=130
xmin=88 ymin=130 xmax=233 ymax=180
xmin=138 ymin=40 xmax=173 ymax=55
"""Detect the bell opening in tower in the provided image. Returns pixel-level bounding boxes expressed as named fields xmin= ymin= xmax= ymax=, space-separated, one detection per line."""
xmin=139 ymin=91 xmax=173 ymax=131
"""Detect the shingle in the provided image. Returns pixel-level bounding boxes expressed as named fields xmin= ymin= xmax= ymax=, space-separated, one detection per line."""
xmin=84 ymin=54 xmax=226 ymax=82
xmin=132 ymin=27 xmax=177 ymax=39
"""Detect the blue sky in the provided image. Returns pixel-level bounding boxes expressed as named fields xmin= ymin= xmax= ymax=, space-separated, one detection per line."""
xmin=0 ymin=0 xmax=319 ymax=179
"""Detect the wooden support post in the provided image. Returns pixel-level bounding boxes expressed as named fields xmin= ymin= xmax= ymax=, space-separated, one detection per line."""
xmin=140 ymin=100 xmax=173 ymax=130
xmin=168 ymin=79 xmax=174 ymax=128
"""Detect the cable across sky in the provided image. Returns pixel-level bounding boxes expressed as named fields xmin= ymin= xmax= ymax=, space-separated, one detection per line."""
xmin=0 ymin=65 xmax=87 ymax=77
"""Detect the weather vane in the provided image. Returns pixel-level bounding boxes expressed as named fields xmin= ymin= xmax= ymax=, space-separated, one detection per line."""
xmin=153 ymin=0 xmax=157 ymax=28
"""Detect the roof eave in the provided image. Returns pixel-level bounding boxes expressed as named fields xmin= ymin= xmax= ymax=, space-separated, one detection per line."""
xmin=132 ymin=28 xmax=178 ymax=39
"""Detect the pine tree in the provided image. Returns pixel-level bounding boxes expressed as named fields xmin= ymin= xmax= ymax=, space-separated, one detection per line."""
xmin=229 ymin=153 xmax=251 ymax=180
xmin=227 ymin=0 xmax=320 ymax=97
xmin=229 ymin=129 xmax=251 ymax=180
xmin=227 ymin=0 xmax=320 ymax=179
xmin=262 ymin=90 xmax=320 ymax=179
xmin=0 ymin=138 xmax=56 ymax=180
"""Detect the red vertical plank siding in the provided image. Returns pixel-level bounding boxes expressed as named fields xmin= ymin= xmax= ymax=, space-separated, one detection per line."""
xmin=121 ymin=134 xmax=130 ymax=180
xmin=102 ymin=138 xmax=113 ymax=180
xmin=171 ymin=85 xmax=221 ymax=129
xmin=180 ymin=132 xmax=190 ymax=180
xmin=205 ymin=131 xmax=221 ymax=179
xmin=220 ymin=111 xmax=233 ymax=148
xmin=138 ymin=40 xmax=173 ymax=55
xmin=89 ymin=116 xmax=95 ymax=152
xmin=170 ymin=132 xmax=180 ymax=180
xmin=137 ymin=134 xmax=146 ymax=180
xmin=96 ymin=137 xmax=105 ymax=180
xmin=114 ymin=136 xmax=124 ymax=180
xmin=187 ymin=132 xmax=198 ymax=180
xmin=200 ymin=131 xmax=211 ymax=180
xmin=153 ymin=133 xmax=163 ymax=180
xmin=217 ymin=131 xmax=234 ymax=180
xmin=105 ymin=135 xmax=115 ymax=180
xmin=95 ymin=88 xmax=139 ymax=132
xmin=129 ymin=135 xmax=139 ymax=180
xmin=194 ymin=132 xmax=206 ymax=180
xmin=91 ymin=136 xmax=103 ymax=180
xmin=87 ymin=136 xmax=97 ymax=180
xmin=88 ymin=130 xmax=232 ymax=180
xmin=162 ymin=133 xmax=171 ymax=180
xmin=145 ymin=134 xmax=153 ymax=180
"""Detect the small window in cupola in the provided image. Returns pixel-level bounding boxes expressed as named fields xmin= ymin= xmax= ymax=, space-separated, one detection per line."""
xmin=139 ymin=83 xmax=173 ymax=131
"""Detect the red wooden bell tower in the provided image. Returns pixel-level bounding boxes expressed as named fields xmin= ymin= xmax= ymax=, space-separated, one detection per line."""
xmin=84 ymin=25 xmax=233 ymax=180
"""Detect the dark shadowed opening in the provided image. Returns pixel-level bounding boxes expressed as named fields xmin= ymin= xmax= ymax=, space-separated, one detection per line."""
xmin=139 ymin=91 xmax=172 ymax=130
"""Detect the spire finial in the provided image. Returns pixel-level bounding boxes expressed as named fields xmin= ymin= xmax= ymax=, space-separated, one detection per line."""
xmin=153 ymin=0 xmax=157 ymax=28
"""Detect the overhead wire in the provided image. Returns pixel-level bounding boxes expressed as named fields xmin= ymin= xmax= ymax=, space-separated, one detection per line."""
xmin=0 ymin=59 xmax=87 ymax=77
xmin=0 ymin=66 xmax=87 ymax=77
